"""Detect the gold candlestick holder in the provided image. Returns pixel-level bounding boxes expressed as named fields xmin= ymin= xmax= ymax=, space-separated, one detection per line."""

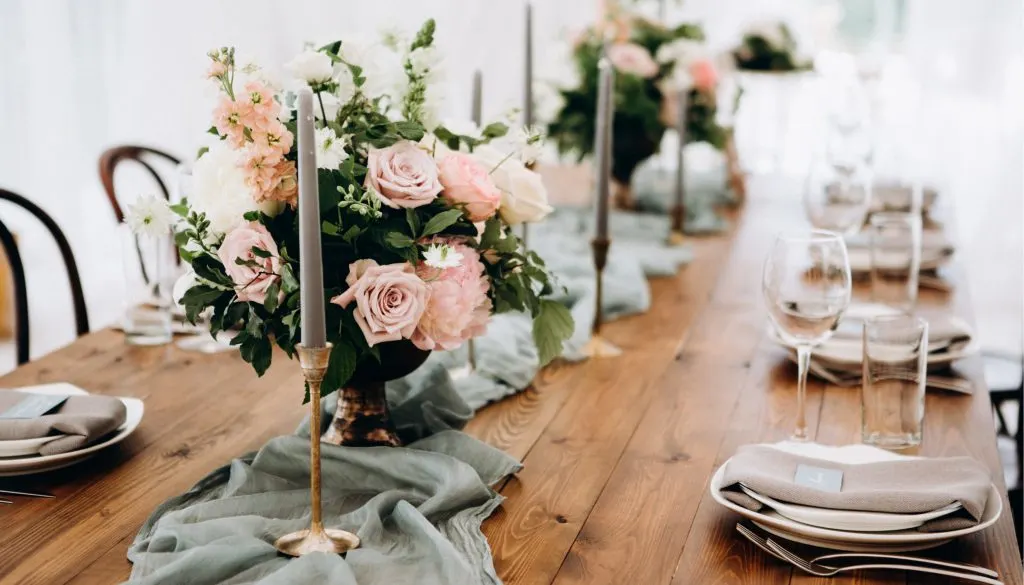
xmin=580 ymin=237 xmax=622 ymax=358
xmin=275 ymin=343 xmax=361 ymax=557
xmin=667 ymin=203 xmax=686 ymax=246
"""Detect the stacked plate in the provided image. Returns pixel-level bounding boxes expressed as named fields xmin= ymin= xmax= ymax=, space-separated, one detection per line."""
xmin=0 ymin=383 xmax=144 ymax=476
xmin=710 ymin=442 xmax=1002 ymax=552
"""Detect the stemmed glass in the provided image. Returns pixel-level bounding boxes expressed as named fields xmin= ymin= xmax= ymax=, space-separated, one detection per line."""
xmin=762 ymin=230 xmax=852 ymax=440
xmin=803 ymin=155 xmax=872 ymax=235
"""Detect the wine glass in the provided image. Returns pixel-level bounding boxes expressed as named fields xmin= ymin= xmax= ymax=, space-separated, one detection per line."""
xmin=762 ymin=230 xmax=852 ymax=440
xmin=803 ymin=156 xmax=873 ymax=235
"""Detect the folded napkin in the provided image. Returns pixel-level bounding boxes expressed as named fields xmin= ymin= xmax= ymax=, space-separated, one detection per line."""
xmin=831 ymin=307 xmax=973 ymax=347
xmin=845 ymin=230 xmax=954 ymax=273
xmin=0 ymin=390 xmax=127 ymax=455
xmin=719 ymin=445 xmax=992 ymax=532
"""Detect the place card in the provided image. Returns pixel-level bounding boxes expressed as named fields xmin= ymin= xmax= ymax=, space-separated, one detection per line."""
xmin=794 ymin=463 xmax=843 ymax=493
xmin=0 ymin=393 xmax=69 ymax=419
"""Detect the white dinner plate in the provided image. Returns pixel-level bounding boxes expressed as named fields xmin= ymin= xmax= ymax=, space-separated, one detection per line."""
xmin=0 ymin=383 xmax=144 ymax=476
xmin=710 ymin=442 xmax=1002 ymax=552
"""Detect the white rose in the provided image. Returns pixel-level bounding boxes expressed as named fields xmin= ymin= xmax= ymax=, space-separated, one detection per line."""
xmin=189 ymin=142 xmax=283 ymax=235
xmin=473 ymin=145 xmax=552 ymax=225
xmin=286 ymin=50 xmax=334 ymax=85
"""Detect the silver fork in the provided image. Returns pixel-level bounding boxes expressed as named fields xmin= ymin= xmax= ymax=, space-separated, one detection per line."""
xmin=736 ymin=524 xmax=1003 ymax=584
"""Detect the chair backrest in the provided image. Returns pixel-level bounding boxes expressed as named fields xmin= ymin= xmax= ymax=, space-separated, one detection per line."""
xmin=0 ymin=189 xmax=89 ymax=365
xmin=98 ymin=145 xmax=181 ymax=222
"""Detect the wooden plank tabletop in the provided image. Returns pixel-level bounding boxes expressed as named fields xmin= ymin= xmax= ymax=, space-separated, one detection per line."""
xmin=0 ymin=173 xmax=1020 ymax=585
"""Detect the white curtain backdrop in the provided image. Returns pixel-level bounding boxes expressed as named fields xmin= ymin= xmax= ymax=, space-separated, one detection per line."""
xmin=0 ymin=0 xmax=1020 ymax=363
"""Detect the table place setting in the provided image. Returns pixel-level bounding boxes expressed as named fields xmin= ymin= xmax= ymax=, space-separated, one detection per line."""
xmin=0 ymin=382 xmax=143 ymax=477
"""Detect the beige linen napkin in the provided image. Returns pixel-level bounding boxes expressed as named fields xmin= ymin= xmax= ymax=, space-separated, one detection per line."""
xmin=0 ymin=390 xmax=127 ymax=455
xmin=719 ymin=445 xmax=992 ymax=532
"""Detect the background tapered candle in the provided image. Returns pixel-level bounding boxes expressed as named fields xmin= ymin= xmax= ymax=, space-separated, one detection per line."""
xmin=524 ymin=1 xmax=533 ymax=128
xmin=594 ymin=58 xmax=613 ymax=239
xmin=673 ymin=88 xmax=688 ymax=222
xmin=297 ymin=88 xmax=327 ymax=348
xmin=471 ymin=70 xmax=482 ymax=127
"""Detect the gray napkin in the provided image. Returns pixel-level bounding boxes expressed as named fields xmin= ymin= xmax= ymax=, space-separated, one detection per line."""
xmin=719 ymin=445 xmax=992 ymax=532
xmin=831 ymin=313 xmax=973 ymax=348
xmin=0 ymin=390 xmax=127 ymax=455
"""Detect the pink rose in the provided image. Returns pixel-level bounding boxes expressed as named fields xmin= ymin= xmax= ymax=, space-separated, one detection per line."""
xmin=606 ymin=42 xmax=659 ymax=79
xmin=411 ymin=241 xmax=491 ymax=351
xmin=437 ymin=153 xmax=502 ymax=222
xmin=331 ymin=260 xmax=429 ymax=347
xmin=691 ymin=59 xmax=718 ymax=92
xmin=365 ymin=141 xmax=443 ymax=209
xmin=217 ymin=222 xmax=282 ymax=304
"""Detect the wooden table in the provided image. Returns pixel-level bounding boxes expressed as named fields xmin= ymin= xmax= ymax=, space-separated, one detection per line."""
xmin=0 ymin=176 xmax=1020 ymax=585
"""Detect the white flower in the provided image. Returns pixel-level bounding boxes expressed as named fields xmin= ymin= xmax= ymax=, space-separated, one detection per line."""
xmin=655 ymin=38 xmax=705 ymax=65
xmin=286 ymin=50 xmax=334 ymax=86
xmin=125 ymin=194 xmax=174 ymax=238
xmin=339 ymin=36 xmax=404 ymax=99
xmin=172 ymin=270 xmax=198 ymax=305
xmin=315 ymin=91 xmax=342 ymax=121
xmin=379 ymin=25 xmax=408 ymax=52
xmin=473 ymin=145 xmax=552 ymax=225
xmin=499 ymin=126 xmax=545 ymax=165
xmin=419 ymin=83 xmax=445 ymax=131
xmin=189 ymin=142 xmax=283 ymax=235
xmin=532 ymin=82 xmax=565 ymax=126
xmin=408 ymin=46 xmax=441 ymax=79
xmin=422 ymin=243 xmax=464 ymax=269
xmin=315 ymin=127 xmax=350 ymax=169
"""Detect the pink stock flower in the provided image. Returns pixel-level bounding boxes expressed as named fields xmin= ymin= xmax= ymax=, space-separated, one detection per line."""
xmin=206 ymin=61 xmax=227 ymax=79
xmin=240 ymin=149 xmax=279 ymax=194
xmin=264 ymin=160 xmax=298 ymax=208
xmin=250 ymin=118 xmax=294 ymax=159
xmin=437 ymin=153 xmax=502 ymax=222
xmin=241 ymin=81 xmax=276 ymax=119
xmin=411 ymin=240 xmax=491 ymax=351
xmin=331 ymin=260 xmax=430 ymax=347
xmin=217 ymin=222 xmax=282 ymax=304
xmin=606 ymin=42 xmax=659 ymax=79
xmin=364 ymin=141 xmax=443 ymax=209
xmin=691 ymin=59 xmax=718 ymax=92
xmin=213 ymin=97 xmax=247 ymax=147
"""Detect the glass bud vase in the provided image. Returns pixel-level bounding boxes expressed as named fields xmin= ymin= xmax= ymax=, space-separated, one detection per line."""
xmin=120 ymin=223 xmax=173 ymax=346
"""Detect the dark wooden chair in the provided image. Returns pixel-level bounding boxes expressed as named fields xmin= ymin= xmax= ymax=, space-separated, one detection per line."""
xmin=98 ymin=145 xmax=181 ymax=222
xmin=0 ymin=189 xmax=89 ymax=365
xmin=985 ymin=349 xmax=1023 ymax=553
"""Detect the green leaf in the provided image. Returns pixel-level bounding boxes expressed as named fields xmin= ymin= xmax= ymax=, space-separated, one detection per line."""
xmin=238 ymin=333 xmax=272 ymax=376
xmin=322 ymin=221 xmax=340 ymax=236
xmin=169 ymin=202 xmax=189 ymax=218
xmin=481 ymin=122 xmax=509 ymax=139
xmin=206 ymin=125 xmax=220 ymax=136
xmin=320 ymin=339 xmax=357 ymax=399
xmin=478 ymin=217 xmax=502 ymax=250
xmin=263 ymin=281 xmax=281 ymax=313
xmin=394 ymin=121 xmax=425 ymax=141
xmin=196 ymin=146 xmax=209 ymax=159
xmin=192 ymin=255 xmax=234 ymax=288
xmin=385 ymin=232 xmax=415 ymax=248
xmin=250 ymin=246 xmax=271 ymax=258
xmin=341 ymin=225 xmax=362 ymax=243
xmin=532 ymin=300 xmax=574 ymax=366
xmin=280 ymin=264 xmax=299 ymax=293
xmin=243 ymin=210 xmax=261 ymax=222
xmin=405 ymin=208 xmax=421 ymax=236
xmin=421 ymin=208 xmax=464 ymax=237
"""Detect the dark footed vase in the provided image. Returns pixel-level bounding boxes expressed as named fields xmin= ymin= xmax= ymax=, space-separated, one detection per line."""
xmin=321 ymin=340 xmax=430 ymax=447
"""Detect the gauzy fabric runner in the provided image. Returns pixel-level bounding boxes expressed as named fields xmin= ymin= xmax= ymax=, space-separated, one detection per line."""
xmin=126 ymin=182 xmax=723 ymax=584
xmin=126 ymin=381 xmax=520 ymax=585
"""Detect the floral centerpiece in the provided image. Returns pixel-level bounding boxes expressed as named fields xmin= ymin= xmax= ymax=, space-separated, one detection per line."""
xmin=545 ymin=8 xmax=725 ymax=208
xmin=171 ymin=20 xmax=573 ymax=445
xmin=731 ymin=21 xmax=813 ymax=72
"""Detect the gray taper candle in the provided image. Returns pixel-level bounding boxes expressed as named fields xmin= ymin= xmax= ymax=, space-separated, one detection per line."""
xmin=524 ymin=1 xmax=534 ymax=128
xmin=674 ymin=89 xmax=688 ymax=218
xmin=471 ymin=70 xmax=482 ymax=127
xmin=297 ymin=87 xmax=326 ymax=348
xmin=594 ymin=58 xmax=614 ymax=239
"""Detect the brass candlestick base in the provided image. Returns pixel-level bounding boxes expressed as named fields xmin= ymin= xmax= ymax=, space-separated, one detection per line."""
xmin=580 ymin=334 xmax=622 ymax=358
xmin=274 ymin=343 xmax=361 ymax=557
xmin=666 ymin=229 xmax=686 ymax=246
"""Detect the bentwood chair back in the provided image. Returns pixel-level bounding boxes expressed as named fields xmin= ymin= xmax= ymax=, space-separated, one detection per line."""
xmin=0 ymin=189 xmax=89 ymax=365
xmin=98 ymin=145 xmax=181 ymax=222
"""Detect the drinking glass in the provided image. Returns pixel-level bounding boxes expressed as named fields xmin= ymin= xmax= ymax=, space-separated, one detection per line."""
xmin=869 ymin=212 xmax=921 ymax=313
xmin=121 ymin=223 xmax=173 ymax=345
xmin=803 ymin=158 xmax=873 ymax=235
xmin=861 ymin=315 xmax=928 ymax=449
xmin=763 ymin=230 xmax=852 ymax=440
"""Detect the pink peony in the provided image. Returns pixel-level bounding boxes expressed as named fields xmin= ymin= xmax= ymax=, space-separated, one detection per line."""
xmin=331 ymin=260 xmax=429 ymax=347
xmin=437 ymin=153 xmax=502 ymax=222
xmin=218 ymin=222 xmax=282 ymax=304
xmin=606 ymin=42 xmax=659 ymax=79
xmin=411 ymin=241 xmax=491 ymax=351
xmin=365 ymin=141 xmax=443 ymax=209
xmin=691 ymin=59 xmax=718 ymax=92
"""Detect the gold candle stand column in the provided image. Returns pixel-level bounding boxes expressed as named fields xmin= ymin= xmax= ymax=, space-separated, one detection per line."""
xmin=274 ymin=343 xmax=361 ymax=557
xmin=579 ymin=237 xmax=621 ymax=358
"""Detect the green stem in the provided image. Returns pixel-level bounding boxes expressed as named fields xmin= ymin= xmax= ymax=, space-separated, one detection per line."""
xmin=316 ymin=91 xmax=329 ymax=123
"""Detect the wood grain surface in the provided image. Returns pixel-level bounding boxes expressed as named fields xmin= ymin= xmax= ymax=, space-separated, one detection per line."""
xmin=0 ymin=172 xmax=1019 ymax=585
